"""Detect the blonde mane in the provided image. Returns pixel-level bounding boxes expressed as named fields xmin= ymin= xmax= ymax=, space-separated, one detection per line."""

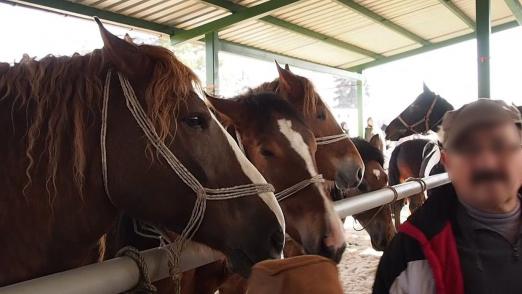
xmin=251 ymin=75 xmax=320 ymax=117
xmin=0 ymin=44 xmax=201 ymax=200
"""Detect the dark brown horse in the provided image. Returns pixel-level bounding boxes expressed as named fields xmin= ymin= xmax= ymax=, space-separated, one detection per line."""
xmin=0 ymin=19 xmax=285 ymax=286
xmin=385 ymin=85 xmax=453 ymax=229
xmin=349 ymin=136 xmax=395 ymax=251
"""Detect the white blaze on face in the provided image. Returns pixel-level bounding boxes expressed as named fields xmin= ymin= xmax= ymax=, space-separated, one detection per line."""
xmin=210 ymin=114 xmax=285 ymax=234
xmin=277 ymin=119 xmax=346 ymax=249
xmin=373 ymin=169 xmax=381 ymax=179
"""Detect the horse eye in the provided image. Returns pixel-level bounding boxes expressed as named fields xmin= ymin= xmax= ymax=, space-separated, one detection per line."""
xmin=317 ymin=111 xmax=326 ymax=121
xmin=260 ymin=148 xmax=275 ymax=157
xmin=183 ymin=115 xmax=205 ymax=129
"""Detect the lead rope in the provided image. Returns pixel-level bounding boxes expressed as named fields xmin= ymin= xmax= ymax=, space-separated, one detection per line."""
xmin=353 ymin=185 xmax=400 ymax=232
xmin=101 ymin=69 xmax=275 ymax=294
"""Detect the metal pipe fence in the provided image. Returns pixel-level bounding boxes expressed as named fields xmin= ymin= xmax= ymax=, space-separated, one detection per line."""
xmin=0 ymin=173 xmax=451 ymax=294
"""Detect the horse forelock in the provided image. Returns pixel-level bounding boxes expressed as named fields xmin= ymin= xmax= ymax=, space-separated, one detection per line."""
xmin=0 ymin=44 xmax=200 ymax=202
xmin=251 ymin=76 xmax=319 ymax=118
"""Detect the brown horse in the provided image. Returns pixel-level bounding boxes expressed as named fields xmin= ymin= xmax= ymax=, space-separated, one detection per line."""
xmin=385 ymin=84 xmax=454 ymax=229
xmin=253 ymin=63 xmax=365 ymax=193
xmin=179 ymin=92 xmax=347 ymax=294
xmin=0 ymin=19 xmax=285 ymax=286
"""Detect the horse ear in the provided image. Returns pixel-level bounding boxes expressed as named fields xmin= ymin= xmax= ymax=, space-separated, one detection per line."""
xmin=423 ymin=83 xmax=431 ymax=93
xmin=284 ymin=64 xmax=290 ymax=71
xmin=95 ymin=17 xmax=152 ymax=79
xmin=123 ymin=33 xmax=135 ymax=44
xmin=205 ymin=94 xmax=243 ymax=126
xmin=275 ymin=61 xmax=302 ymax=100
xmin=369 ymin=134 xmax=383 ymax=152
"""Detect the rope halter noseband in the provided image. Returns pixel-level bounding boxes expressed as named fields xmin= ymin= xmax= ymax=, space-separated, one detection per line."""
xmin=232 ymin=127 xmax=325 ymax=203
xmin=315 ymin=133 xmax=349 ymax=145
xmin=398 ymin=95 xmax=440 ymax=134
xmin=100 ymin=69 xmax=275 ymax=286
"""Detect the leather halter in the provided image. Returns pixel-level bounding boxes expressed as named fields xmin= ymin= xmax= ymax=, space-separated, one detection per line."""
xmin=398 ymin=95 xmax=440 ymax=134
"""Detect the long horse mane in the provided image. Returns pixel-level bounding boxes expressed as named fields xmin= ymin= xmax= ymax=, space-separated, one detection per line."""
xmin=0 ymin=44 xmax=201 ymax=200
xmin=251 ymin=75 xmax=319 ymax=117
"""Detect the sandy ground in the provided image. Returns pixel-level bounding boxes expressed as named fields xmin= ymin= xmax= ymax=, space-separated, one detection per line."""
xmin=338 ymin=217 xmax=382 ymax=294
xmin=339 ymin=207 xmax=410 ymax=293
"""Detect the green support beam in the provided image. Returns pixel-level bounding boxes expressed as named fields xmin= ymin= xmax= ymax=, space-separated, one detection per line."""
xmin=170 ymin=0 xmax=299 ymax=44
xmin=476 ymin=0 xmax=491 ymax=98
xmin=334 ymin=0 xmax=430 ymax=45
xmin=357 ymin=79 xmax=364 ymax=137
xmin=205 ymin=32 xmax=220 ymax=95
xmin=201 ymin=0 xmax=384 ymax=59
xmin=11 ymin=0 xmax=181 ymax=35
xmin=219 ymin=40 xmax=363 ymax=80
xmin=505 ymin=0 xmax=522 ymax=26
xmin=348 ymin=20 xmax=518 ymax=72
xmin=438 ymin=0 xmax=476 ymax=30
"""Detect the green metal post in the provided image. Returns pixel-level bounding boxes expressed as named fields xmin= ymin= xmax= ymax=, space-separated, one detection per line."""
xmin=476 ymin=0 xmax=491 ymax=98
xmin=205 ymin=32 xmax=220 ymax=95
xmin=357 ymin=79 xmax=364 ymax=137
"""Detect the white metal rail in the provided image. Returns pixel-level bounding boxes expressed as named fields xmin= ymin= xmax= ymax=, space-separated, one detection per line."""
xmin=0 ymin=173 xmax=450 ymax=294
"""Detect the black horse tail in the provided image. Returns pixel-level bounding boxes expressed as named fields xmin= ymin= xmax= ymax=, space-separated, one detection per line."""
xmin=388 ymin=144 xmax=402 ymax=186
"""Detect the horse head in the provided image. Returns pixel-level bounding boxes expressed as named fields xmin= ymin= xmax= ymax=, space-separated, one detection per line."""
xmin=385 ymin=84 xmax=454 ymax=141
xmin=96 ymin=19 xmax=284 ymax=276
xmin=272 ymin=62 xmax=364 ymax=193
xmin=207 ymin=93 xmax=346 ymax=263
xmin=348 ymin=137 xmax=395 ymax=251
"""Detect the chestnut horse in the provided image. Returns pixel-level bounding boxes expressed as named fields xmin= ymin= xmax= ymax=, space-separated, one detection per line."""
xmin=0 ymin=19 xmax=286 ymax=286
xmin=259 ymin=63 xmax=365 ymax=193
xmin=385 ymin=85 xmax=453 ymax=229
xmin=181 ymin=92 xmax=347 ymax=294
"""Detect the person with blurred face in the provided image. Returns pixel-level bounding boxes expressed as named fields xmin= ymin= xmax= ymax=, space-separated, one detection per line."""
xmin=373 ymin=99 xmax=522 ymax=294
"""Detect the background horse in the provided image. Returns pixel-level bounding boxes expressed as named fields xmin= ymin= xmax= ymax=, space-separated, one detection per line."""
xmin=253 ymin=63 xmax=365 ymax=194
xmin=0 ymin=19 xmax=285 ymax=285
xmin=349 ymin=136 xmax=395 ymax=251
xmin=385 ymin=85 xmax=453 ymax=229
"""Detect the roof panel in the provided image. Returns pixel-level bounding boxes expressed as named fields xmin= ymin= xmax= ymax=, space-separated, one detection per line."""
xmin=390 ymin=3 xmax=470 ymax=40
xmin=49 ymin=0 xmax=520 ymax=71
xmin=284 ymin=41 xmax=371 ymax=67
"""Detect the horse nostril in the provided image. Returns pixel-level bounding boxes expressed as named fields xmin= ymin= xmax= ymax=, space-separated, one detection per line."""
xmin=356 ymin=167 xmax=364 ymax=182
xmin=270 ymin=227 xmax=285 ymax=254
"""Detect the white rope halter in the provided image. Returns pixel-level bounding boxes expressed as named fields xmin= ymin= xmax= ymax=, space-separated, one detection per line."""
xmin=315 ymin=133 xmax=349 ymax=145
xmin=233 ymin=128 xmax=325 ymax=202
xmin=100 ymin=69 xmax=275 ymax=282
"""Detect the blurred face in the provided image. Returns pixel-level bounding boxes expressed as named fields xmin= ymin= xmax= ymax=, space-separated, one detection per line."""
xmin=442 ymin=123 xmax=522 ymax=213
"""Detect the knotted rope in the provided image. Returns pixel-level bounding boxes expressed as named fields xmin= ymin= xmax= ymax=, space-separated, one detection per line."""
xmin=116 ymin=246 xmax=157 ymax=293
xmin=101 ymin=69 xmax=275 ymax=292
xmin=315 ymin=133 xmax=349 ymax=145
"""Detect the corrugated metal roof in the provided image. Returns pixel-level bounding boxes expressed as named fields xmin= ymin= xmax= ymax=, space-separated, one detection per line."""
xmin=38 ymin=0 xmax=522 ymax=70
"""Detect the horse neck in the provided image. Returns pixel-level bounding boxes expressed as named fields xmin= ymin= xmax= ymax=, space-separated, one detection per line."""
xmin=0 ymin=71 xmax=117 ymax=284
